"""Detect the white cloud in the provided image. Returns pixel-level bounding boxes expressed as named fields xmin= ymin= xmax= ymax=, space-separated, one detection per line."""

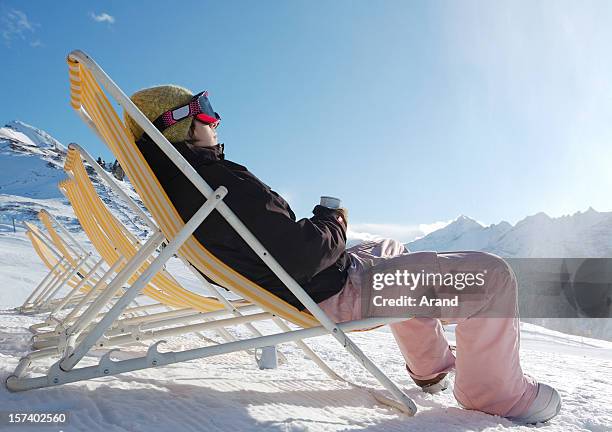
xmin=1 ymin=9 xmax=37 ymax=46
xmin=348 ymin=218 xmax=452 ymax=244
xmin=90 ymin=12 xmax=115 ymax=24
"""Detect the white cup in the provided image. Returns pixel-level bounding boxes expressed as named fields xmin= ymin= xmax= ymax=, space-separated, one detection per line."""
xmin=320 ymin=196 xmax=341 ymax=209
xmin=255 ymin=346 xmax=278 ymax=369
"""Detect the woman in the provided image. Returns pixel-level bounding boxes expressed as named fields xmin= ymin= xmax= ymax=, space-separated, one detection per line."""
xmin=124 ymin=85 xmax=561 ymax=424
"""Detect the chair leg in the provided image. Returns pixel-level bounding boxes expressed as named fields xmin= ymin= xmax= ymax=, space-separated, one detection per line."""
xmin=20 ymin=259 xmax=65 ymax=310
xmin=47 ymin=257 xmax=105 ymax=317
xmin=25 ymin=262 xmax=67 ymax=311
xmin=59 ymin=191 xmax=226 ymax=371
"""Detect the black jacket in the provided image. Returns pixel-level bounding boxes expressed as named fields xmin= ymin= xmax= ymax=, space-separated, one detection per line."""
xmin=136 ymin=136 xmax=349 ymax=309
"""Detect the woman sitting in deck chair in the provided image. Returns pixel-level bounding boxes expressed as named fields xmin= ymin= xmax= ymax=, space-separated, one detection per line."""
xmin=124 ymin=85 xmax=561 ymax=424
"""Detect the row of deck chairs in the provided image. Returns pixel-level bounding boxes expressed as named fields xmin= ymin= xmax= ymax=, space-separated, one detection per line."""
xmin=6 ymin=50 xmax=418 ymax=416
xmin=20 ymin=211 xmax=165 ymax=338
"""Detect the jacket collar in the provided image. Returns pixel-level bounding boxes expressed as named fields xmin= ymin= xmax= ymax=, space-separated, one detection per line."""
xmin=139 ymin=134 xmax=225 ymax=165
xmin=188 ymin=142 xmax=225 ymax=161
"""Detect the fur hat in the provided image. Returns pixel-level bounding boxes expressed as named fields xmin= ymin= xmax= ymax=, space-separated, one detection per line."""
xmin=124 ymin=85 xmax=194 ymax=143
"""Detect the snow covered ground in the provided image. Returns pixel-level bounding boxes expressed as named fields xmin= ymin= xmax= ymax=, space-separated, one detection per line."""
xmin=1 ymin=230 xmax=611 ymax=431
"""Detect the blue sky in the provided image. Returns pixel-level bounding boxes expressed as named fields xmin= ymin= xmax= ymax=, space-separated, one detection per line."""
xmin=2 ymin=1 xmax=612 ymax=241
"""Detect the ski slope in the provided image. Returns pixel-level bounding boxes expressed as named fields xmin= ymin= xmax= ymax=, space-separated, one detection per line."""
xmin=0 ymin=230 xmax=611 ymax=431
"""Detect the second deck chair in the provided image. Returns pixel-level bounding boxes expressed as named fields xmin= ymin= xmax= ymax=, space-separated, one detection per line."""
xmin=9 ymin=173 xmax=266 ymax=369
xmin=19 ymin=216 xmax=126 ymax=319
xmin=20 ymin=214 xmax=146 ymax=320
xmin=25 ymin=146 xmax=282 ymax=362
xmin=55 ymin=152 xmax=265 ymax=347
xmin=28 ymin=210 xmax=169 ymax=342
xmin=6 ymin=50 xmax=417 ymax=416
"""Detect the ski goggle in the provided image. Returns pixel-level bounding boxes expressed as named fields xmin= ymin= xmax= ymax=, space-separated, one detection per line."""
xmin=153 ymin=90 xmax=221 ymax=131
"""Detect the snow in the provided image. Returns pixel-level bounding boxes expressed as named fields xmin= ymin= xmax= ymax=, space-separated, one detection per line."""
xmin=0 ymin=194 xmax=76 ymax=228
xmin=1 ymin=120 xmax=66 ymax=152
xmin=0 ymin=231 xmax=49 ymax=305
xmin=0 ymin=277 xmax=611 ymax=431
xmin=0 ymin=229 xmax=611 ymax=431
xmin=0 ymin=150 xmax=66 ymax=199
xmin=0 ymin=126 xmax=38 ymax=147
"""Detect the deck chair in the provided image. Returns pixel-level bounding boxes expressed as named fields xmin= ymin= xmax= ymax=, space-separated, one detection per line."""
xmin=18 ymin=222 xmax=90 ymax=315
xmin=27 ymin=210 xmax=168 ymax=342
xmin=56 ymin=154 xmax=259 ymax=344
xmin=25 ymin=211 xmax=153 ymax=320
xmin=9 ymin=176 xmax=261 ymax=367
xmin=20 ymin=220 xmax=97 ymax=330
xmin=6 ymin=50 xmax=417 ymax=416
xmin=19 ymin=212 xmax=146 ymax=319
xmin=17 ymin=217 xmax=119 ymax=317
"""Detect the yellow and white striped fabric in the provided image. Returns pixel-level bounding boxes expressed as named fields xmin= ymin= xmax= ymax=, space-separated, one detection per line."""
xmin=67 ymin=57 xmax=319 ymax=328
xmin=58 ymin=158 xmax=228 ymax=312
xmin=38 ymin=212 xmax=78 ymax=268
xmin=25 ymin=221 xmax=81 ymax=289
xmin=25 ymin=222 xmax=61 ymax=271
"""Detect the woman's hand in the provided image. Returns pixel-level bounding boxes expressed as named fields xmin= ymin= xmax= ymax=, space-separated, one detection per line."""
xmin=336 ymin=207 xmax=348 ymax=227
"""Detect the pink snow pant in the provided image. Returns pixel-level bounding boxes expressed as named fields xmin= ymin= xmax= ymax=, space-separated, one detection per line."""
xmin=317 ymin=238 xmax=538 ymax=417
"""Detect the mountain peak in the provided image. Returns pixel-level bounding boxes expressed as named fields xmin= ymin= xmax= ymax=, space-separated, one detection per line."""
xmin=489 ymin=220 xmax=512 ymax=231
xmin=452 ymin=214 xmax=483 ymax=228
xmin=3 ymin=120 xmax=65 ymax=151
xmin=526 ymin=211 xmax=551 ymax=221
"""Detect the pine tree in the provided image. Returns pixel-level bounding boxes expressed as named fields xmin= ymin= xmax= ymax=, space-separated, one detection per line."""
xmin=112 ymin=160 xmax=125 ymax=181
xmin=96 ymin=156 xmax=107 ymax=169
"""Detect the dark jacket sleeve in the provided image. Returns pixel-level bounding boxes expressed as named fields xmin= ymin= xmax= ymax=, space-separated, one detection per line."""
xmin=225 ymin=174 xmax=346 ymax=281
xmin=202 ymin=162 xmax=347 ymax=283
xmin=175 ymin=143 xmax=348 ymax=284
xmin=262 ymin=203 xmax=348 ymax=282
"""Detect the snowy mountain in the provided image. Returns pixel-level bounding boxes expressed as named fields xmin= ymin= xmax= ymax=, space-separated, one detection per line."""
xmin=407 ymin=213 xmax=612 ymax=340
xmin=5 ymin=118 xmax=610 ymax=260
xmin=0 ymin=120 xmax=150 ymax=235
xmin=408 ymin=210 xmax=612 ymax=258
xmin=2 ymin=120 xmax=66 ymax=152
xmin=407 ymin=215 xmax=507 ymax=252
xmin=0 ymin=121 xmax=67 ymax=199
